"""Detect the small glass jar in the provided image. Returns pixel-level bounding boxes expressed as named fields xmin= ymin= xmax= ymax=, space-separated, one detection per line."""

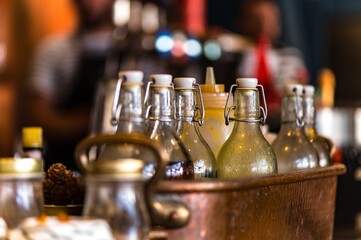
xmin=83 ymin=158 xmax=150 ymax=240
xmin=0 ymin=158 xmax=44 ymax=229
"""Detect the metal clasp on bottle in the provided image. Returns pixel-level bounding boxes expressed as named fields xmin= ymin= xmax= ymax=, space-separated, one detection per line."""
xmin=292 ymin=87 xmax=305 ymax=127
xmin=224 ymin=84 xmax=268 ymax=125
xmin=111 ymin=74 xmax=125 ymax=126
xmin=193 ymin=82 xmax=205 ymax=126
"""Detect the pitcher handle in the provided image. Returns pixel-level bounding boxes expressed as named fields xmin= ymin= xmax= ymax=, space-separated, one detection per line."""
xmin=75 ymin=133 xmax=190 ymax=228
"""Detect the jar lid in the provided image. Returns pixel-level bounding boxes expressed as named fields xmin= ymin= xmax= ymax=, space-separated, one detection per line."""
xmin=118 ymin=71 xmax=144 ymax=83
xmin=22 ymin=127 xmax=43 ymax=148
xmin=236 ymin=78 xmax=258 ymax=88
xmin=150 ymin=74 xmax=172 ymax=85
xmin=303 ymin=85 xmax=315 ymax=96
xmin=284 ymin=84 xmax=303 ymax=95
xmin=173 ymin=77 xmax=195 ymax=89
xmin=85 ymin=158 xmax=145 ymax=180
xmin=0 ymin=158 xmax=43 ymax=178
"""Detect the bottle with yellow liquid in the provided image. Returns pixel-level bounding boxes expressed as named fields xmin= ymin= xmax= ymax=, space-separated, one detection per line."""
xmin=217 ymin=78 xmax=278 ymax=178
xmin=198 ymin=67 xmax=233 ymax=158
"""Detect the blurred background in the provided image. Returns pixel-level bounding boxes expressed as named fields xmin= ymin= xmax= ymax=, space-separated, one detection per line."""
xmin=2 ymin=0 xmax=361 ymax=237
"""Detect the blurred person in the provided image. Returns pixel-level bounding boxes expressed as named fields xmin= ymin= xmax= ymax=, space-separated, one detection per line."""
xmin=237 ymin=0 xmax=308 ymax=132
xmin=25 ymin=0 xmax=115 ymax=170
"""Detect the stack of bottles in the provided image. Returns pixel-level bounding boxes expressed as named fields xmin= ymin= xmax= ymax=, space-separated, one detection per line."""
xmin=272 ymin=84 xmax=319 ymax=172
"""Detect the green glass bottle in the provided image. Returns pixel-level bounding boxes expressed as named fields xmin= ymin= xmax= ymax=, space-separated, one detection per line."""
xmin=173 ymin=77 xmax=217 ymax=179
xmin=217 ymin=78 xmax=278 ymax=178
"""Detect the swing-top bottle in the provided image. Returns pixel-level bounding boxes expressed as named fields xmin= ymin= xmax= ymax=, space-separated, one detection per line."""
xmin=272 ymin=84 xmax=319 ymax=172
xmin=173 ymin=77 xmax=217 ymax=179
xmin=145 ymin=74 xmax=194 ymax=180
xmin=302 ymin=85 xmax=331 ymax=167
xmin=217 ymin=78 xmax=278 ymax=178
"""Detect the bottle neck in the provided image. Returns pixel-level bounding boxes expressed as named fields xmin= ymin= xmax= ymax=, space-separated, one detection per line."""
xmin=118 ymin=84 xmax=145 ymax=122
xmin=116 ymin=121 xmax=147 ymax=134
xmin=303 ymin=95 xmax=315 ymax=128
xmin=233 ymin=88 xmax=261 ymax=121
xmin=175 ymin=89 xmax=195 ymax=121
xmin=147 ymin=86 xmax=174 ymax=121
xmin=281 ymin=94 xmax=303 ymax=124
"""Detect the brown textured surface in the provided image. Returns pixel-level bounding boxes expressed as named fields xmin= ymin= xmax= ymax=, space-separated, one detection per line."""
xmin=151 ymin=164 xmax=346 ymax=240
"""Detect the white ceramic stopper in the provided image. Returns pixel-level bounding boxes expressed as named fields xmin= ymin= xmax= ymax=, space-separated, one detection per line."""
xmin=236 ymin=78 xmax=258 ymax=88
xmin=303 ymin=85 xmax=315 ymax=96
xmin=150 ymin=74 xmax=172 ymax=85
xmin=173 ymin=77 xmax=196 ymax=88
xmin=118 ymin=71 xmax=143 ymax=83
xmin=284 ymin=84 xmax=303 ymax=95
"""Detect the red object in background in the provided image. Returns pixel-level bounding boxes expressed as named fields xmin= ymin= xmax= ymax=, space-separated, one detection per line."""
xmin=183 ymin=0 xmax=206 ymax=36
xmin=254 ymin=36 xmax=281 ymax=108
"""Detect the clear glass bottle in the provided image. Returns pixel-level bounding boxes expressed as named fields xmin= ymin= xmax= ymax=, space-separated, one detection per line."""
xmin=303 ymin=85 xmax=331 ymax=167
xmin=217 ymin=78 xmax=277 ymax=178
xmin=145 ymin=74 xmax=194 ymax=180
xmin=174 ymin=77 xmax=217 ymax=179
xmin=89 ymin=71 xmax=156 ymax=177
xmin=0 ymin=158 xmax=44 ymax=229
xmin=272 ymin=84 xmax=319 ymax=172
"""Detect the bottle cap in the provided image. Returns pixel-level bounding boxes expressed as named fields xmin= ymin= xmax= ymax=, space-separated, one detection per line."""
xmin=22 ymin=127 xmax=43 ymax=148
xmin=200 ymin=67 xmax=225 ymax=93
xmin=173 ymin=77 xmax=196 ymax=89
xmin=150 ymin=74 xmax=172 ymax=85
xmin=303 ymin=85 xmax=315 ymax=96
xmin=284 ymin=84 xmax=303 ymax=95
xmin=118 ymin=71 xmax=144 ymax=83
xmin=236 ymin=78 xmax=258 ymax=88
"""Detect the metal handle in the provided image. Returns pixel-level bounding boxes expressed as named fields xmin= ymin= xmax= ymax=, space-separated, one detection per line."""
xmin=75 ymin=133 xmax=190 ymax=229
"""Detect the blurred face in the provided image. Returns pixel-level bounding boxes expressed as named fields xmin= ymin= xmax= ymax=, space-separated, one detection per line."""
xmin=75 ymin=0 xmax=114 ymax=29
xmin=256 ymin=2 xmax=281 ymax=40
xmin=242 ymin=1 xmax=281 ymax=41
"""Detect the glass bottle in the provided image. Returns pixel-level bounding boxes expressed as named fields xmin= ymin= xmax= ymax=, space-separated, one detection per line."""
xmin=21 ymin=127 xmax=44 ymax=162
xmin=0 ymin=158 xmax=44 ymax=229
xmin=303 ymin=85 xmax=331 ymax=167
xmin=144 ymin=74 xmax=194 ymax=180
xmin=173 ymin=77 xmax=217 ymax=179
xmin=217 ymin=78 xmax=277 ymax=178
xmin=80 ymin=71 xmax=156 ymax=177
xmin=272 ymin=84 xmax=319 ymax=172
